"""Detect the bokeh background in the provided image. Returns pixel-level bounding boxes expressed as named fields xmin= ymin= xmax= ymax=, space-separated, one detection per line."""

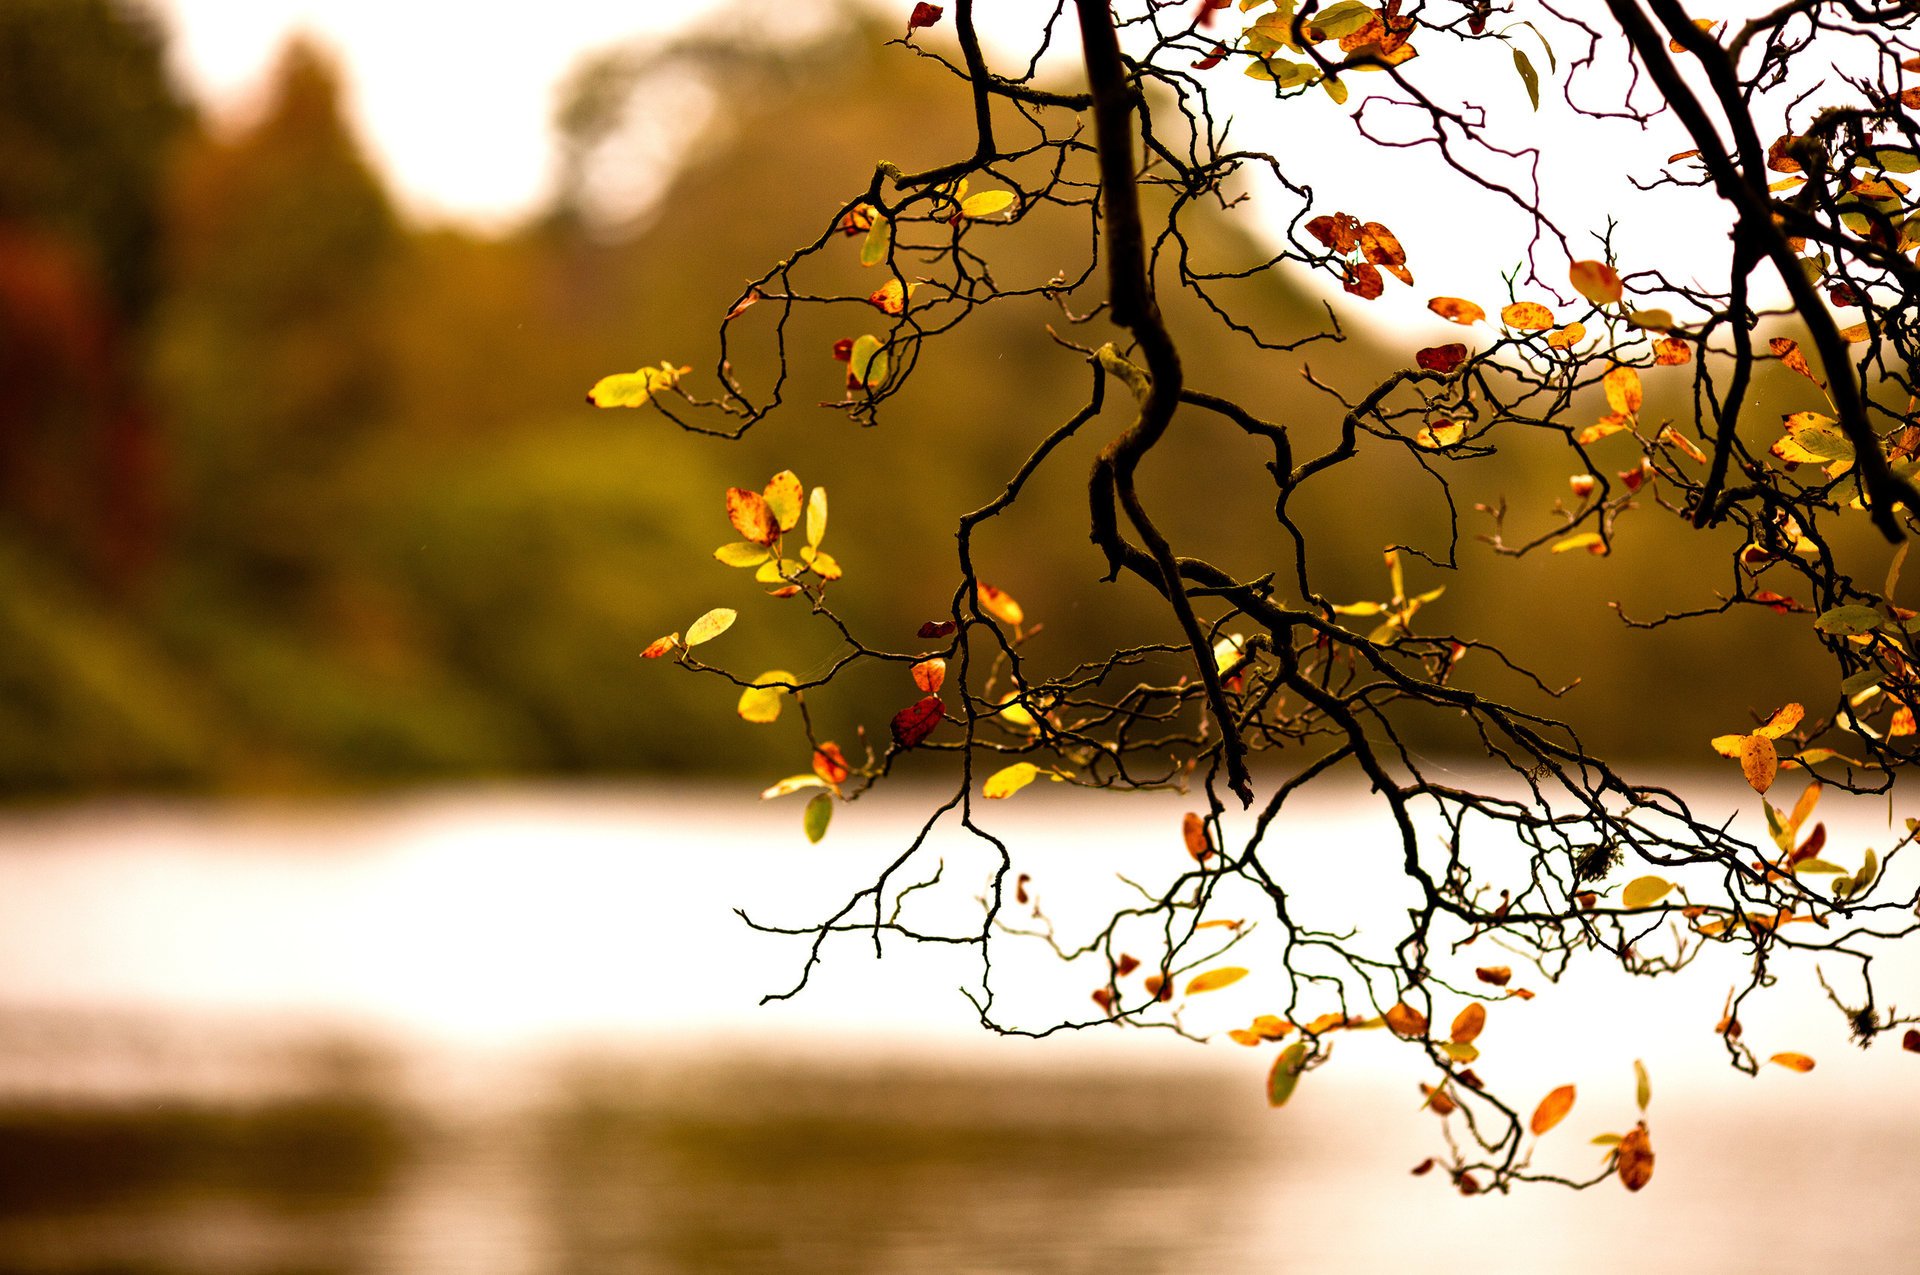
xmin=0 ymin=1 xmax=1914 ymax=1271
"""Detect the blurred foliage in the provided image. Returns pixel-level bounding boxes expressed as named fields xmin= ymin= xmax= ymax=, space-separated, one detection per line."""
xmin=0 ymin=0 xmax=1865 ymax=795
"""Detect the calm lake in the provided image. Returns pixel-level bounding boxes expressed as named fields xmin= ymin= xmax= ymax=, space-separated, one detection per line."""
xmin=0 ymin=783 xmax=1913 ymax=1273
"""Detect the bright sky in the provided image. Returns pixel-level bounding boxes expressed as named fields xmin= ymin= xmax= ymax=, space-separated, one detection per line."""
xmin=148 ymin=0 xmax=735 ymax=226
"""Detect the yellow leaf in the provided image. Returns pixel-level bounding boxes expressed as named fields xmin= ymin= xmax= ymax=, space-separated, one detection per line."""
xmin=587 ymin=362 xmax=689 ymax=407
xmin=1603 ymin=366 xmax=1644 ymax=415
xmin=806 ymin=487 xmax=828 ymax=549
xmin=760 ymin=774 xmax=825 ymax=799
xmin=800 ymin=546 xmax=843 ymax=580
xmin=978 ymin=584 xmax=1025 ymax=626
xmin=1530 ymin=1084 xmax=1576 ymax=1135
xmin=983 ymin=762 xmax=1042 ymax=799
xmin=1501 ymin=301 xmax=1555 ymax=330
xmin=1417 ymin=419 xmax=1465 ymax=449
xmin=1569 ymin=259 xmax=1624 ymax=305
xmin=737 ymin=670 xmax=796 ymax=724
xmin=1742 ymin=733 xmax=1779 ymax=793
xmin=1634 ymin=1058 xmax=1651 ymax=1111
xmin=714 ymin=542 xmax=771 ymax=568
xmin=1576 ymin=415 xmax=1634 ymax=445
xmin=1709 ymin=733 xmax=1747 ymax=758
xmin=1551 ymin=533 xmax=1607 ymax=555
xmin=1547 ymin=321 xmax=1587 ymax=349
xmin=1621 ymin=875 xmax=1673 ymax=908
xmin=1186 ymin=966 xmax=1250 ymax=995
xmin=960 ymin=189 xmax=1016 ymax=218
xmin=685 ymin=608 xmax=737 ymax=646
xmin=763 ymin=471 xmax=804 ymax=532
xmin=1754 ymin=703 xmax=1804 ymax=739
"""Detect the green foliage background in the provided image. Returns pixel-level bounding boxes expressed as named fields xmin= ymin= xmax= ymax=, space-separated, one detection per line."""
xmin=0 ymin=0 xmax=1862 ymax=795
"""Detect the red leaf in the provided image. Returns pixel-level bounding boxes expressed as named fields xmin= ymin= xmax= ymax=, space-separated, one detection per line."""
xmin=1306 ymin=212 xmax=1363 ymax=253
xmin=812 ymin=742 xmax=851 ymax=786
xmin=831 ymin=337 xmax=854 ymax=361
xmin=917 ymin=619 xmax=958 ymax=639
xmin=1417 ymin=343 xmax=1469 ymax=374
xmin=1904 ymin=1028 xmax=1920 ymax=1052
xmin=907 ymin=2 xmax=943 ymax=31
xmin=890 ymin=695 xmax=946 ymax=748
xmin=1192 ymin=42 xmax=1229 ymax=69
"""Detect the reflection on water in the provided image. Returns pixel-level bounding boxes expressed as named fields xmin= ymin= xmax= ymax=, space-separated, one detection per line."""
xmin=0 ymin=788 xmax=1917 ymax=1274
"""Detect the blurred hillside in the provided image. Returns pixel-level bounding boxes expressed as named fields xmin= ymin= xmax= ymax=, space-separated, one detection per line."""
xmin=0 ymin=0 xmax=1875 ymax=796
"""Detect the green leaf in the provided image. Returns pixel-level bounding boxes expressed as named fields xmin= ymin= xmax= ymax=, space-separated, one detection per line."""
xmin=714 ymin=542 xmax=772 ymax=568
xmin=1790 ymin=858 xmax=1847 ymax=874
xmin=803 ymin=791 xmax=833 ymax=843
xmin=860 ymin=215 xmax=891 ymax=267
xmin=1267 ymin=1041 xmax=1309 ymax=1108
xmin=1814 ymin=605 xmax=1885 ymax=636
xmin=1841 ymin=669 xmax=1885 ymax=696
xmin=1621 ymin=875 xmax=1673 ymax=909
xmin=1764 ymin=800 xmax=1792 ymax=854
xmin=1513 ymin=47 xmax=1540 ymax=110
xmin=1634 ymin=1059 xmax=1650 ymax=1111
xmin=848 ymin=334 xmax=889 ymax=390
xmin=1868 ymin=147 xmax=1920 ymax=174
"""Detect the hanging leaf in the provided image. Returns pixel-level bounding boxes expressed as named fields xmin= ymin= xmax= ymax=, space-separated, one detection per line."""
xmin=1635 ymin=1059 xmax=1651 ymax=1111
xmin=860 ymin=215 xmax=891 ymax=267
xmin=978 ymin=584 xmax=1025 ymax=626
xmin=1621 ymin=875 xmax=1673 ymax=908
xmin=726 ymin=488 xmax=778 ymax=545
xmin=1603 ymin=366 xmax=1644 ymax=415
xmin=984 ymin=762 xmax=1042 ymax=799
xmin=640 ymin=633 xmax=679 ymax=659
xmin=1512 ymin=46 xmax=1540 ymax=109
xmin=1742 ymin=734 xmax=1779 ymax=794
xmin=1569 ymin=259 xmax=1624 ymax=304
xmin=1475 ymin=965 xmax=1512 ymax=987
xmin=760 ymin=774 xmax=825 ymax=800
xmin=1417 ymin=344 xmax=1469 ymax=374
xmin=737 ymin=670 xmax=796 ymax=724
xmin=807 ymin=487 xmax=828 ymax=549
xmin=1815 ymin=605 xmax=1883 ymax=635
xmin=911 ymin=658 xmax=947 ymax=693
xmin=890 ymin=695 xmax=946 ymax=748
xmin=1501 ymin=301 xmax=1555 ymax=330
xmin=1267 ymin=1041 xmax=1309 ymax=1107
xmin=1450 ymin=1003 xmax=1487 ymax=1045
xmin=587 ymin=362 xmax=690 ymax=407
xmin=847 ymin=334 xmax=889 ymax=389
xmin=1616 ymin=1122 xmax=1654 ymax=1191
xmin=685 ymin=608 xmax=737 ymax=646
xmin=812 ymin=742 xmax=851 ymax=786
xmin=959 ymin=189 xmax=1016 ymax=218
xmin=1530 ymin=1084 xmax=1576 ymax=1135
xmin=763 ymin=471 xmax=804 ymax=532
xmin=1183 ymin=811 xmax=1212 ymax=861
xmin=1187 ymin=966 xmax=1250 ymax=995
xmin=1385 ymin=1002 xmax=1428 ymax=1037
xmin=803 ymin=791 xmax=833 ymax=843
xmin=1769 ymin=1052 xmax=1816 ymax=1072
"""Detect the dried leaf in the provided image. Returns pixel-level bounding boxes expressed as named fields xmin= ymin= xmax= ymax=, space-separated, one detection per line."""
xmin=1652 ymin=336 xmax=1692 ymax=365
xmin=1428 ymin=296 xmax=1486 ymax=325
xmin=1742 ymin=734 xmax=1779 ymax=794
xmin=1501 ymin=301 xmax=1555 ymax=330
xmin=1754 ymin=703 xmax=1804 ymax=739
xmin=910 ymin=658 xmax=947 ymax=693
xmin=918 ymin=619 xmax=957 ymax=639
xmin=1475 ymin=965 xmax=1512 ymax=987
xmin=640 ymin=634 xmax=679 ymax=659
xmin=890 ymin=695 xmax=946 ymax=748
xmin=1360 ymin=221 xmax=1412 ymax=285
xmin=1530 ymin=1084 xmax=1576 ymax=1135
xmin=1416 ymin=344 xmax=1469 ymax=374
xmin=1621 ymin=875 xmax=1673 ymax=909
xmin=1183 ymin=811 xmax=1213 ymax=861
xmin=1769 ymin=1051 xmax=1816 ymax=1072
xmin=1450 ymin=1003 xmax=1487 ymax=1045
xmin=1547 ymin=321 xmax=1588 ymax=349
xmin=1616 ymin=1122 xmax=1654 ymax=1191
xmin=1306 ymin=212 xmax=1363 ymax=253
xmin=812 ymin=742 xmax=851 ymax=786
xmin=1343 ymin=260 xmax=1385 ymax=299
xmin=907 ymin=2 xmax=943 ymax=31
xmin=1385 ymin=1001 xmax=1428 ymax=1038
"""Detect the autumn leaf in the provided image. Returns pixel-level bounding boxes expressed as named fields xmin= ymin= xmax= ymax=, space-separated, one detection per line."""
xmin=1428 ymin=296 xmax=1485 ymax=325
xmin=685 ymin=608 xmax=736 ymax=646
xmin=806 ymin=487 xmax=828 ymax=549
xmin=1602 ymin=366 xmax=1644 ymax=415
xmin=1569 ymin=259 xmax=1624 ymax=305
xmin=1616 ymin=1122 xmax=1654 ymax=1191
xmin=1814 ymin=605 xmax=1882 ymax=635
xmin=984 ymin=762 xmax=1064 ymax=799
xmin=1416 ymin=419 xmax=1465 ymax=449
xmin=726 ymin=488 xmax=778 ymax=546
xmin=1343 ymin=260 xmax=1385 ymax=300
xmin=959 ymin=189 xmax=1016 ymax=219
xmin=1187 ymin=966 xmax=1249 ymax=995
xmin=803 ymin=791 xmax=833 ymax=843
xmin=1385 ymin=1001 xmax=1427 ymax=1037
xmin=800 ymin=546 xmax=842 ymax=580
xmin=918 ymin=619 xmax=958 ymax=639
xmin=763 ymin=471 xmax=804 ymax=532
xmin=761 ymin=774 xmax=825 ymax=800
xmin=1416 ymin=344 xmax=1468 ymax=374
xmin=859 ymin=216 xmax=891 ymax=268
xmin=978 ymin=584 xmax=1025 ymax=626
xmin=1621 ymin=875 xmax=1672 ymax=908
xmin=1652 ymin=336 xmax=1692 ymax=364
xmin=1450 ymin=1003 xmax=1487 ymax=1045
xmin=1360 ymin=222 xmax=1412 ymax=286
xmin=1547 ymin=321 xmax=1587 ymax=350
xmin=1769 ymin=337 xmax=1822 ymax=385
xmin=1475 ymin=965 xmax=1512 ymax=987
xmin=1501 ymin=301 xmax=1555 ymax=330
xmin=1742 ymin=734 xmax=1779 ymax=794
xmin=1306 ymin=212 xmax=1363 ymax=252
xmin=737 ymin=670 xmax=796 ymax=724
xmin=867 ymin=278 xmax=916 ymax=315
xmin=587 ymin=362 xmax=689 ymax=407
xmin=813 ymin=742 xmax=851 ymax=786
xmin=847 ymin=334 xmax=888 ymax=389
xmin=911 ymin=658 xmax=947 ymax=693
xmin=1769 ymin=1051 xmax=1816 ymax=1072
xmin=1183 ymin=811 xmax=1212 ymax=861
xmin=907 ymin=2 xmax=943 ymax=32
xmin=891 ymin=695 xmax=946 ymax=748
xmin=1267 ymin=1041 xmax=1309 ymax=1107
xmin=640 ymin=634 xmax=679 ymax=659
xmin=1551 ymin=533 xmax=1606 ymax=555
xmin=1634 ymin=1059 xmax=1651 ymax=1111
xmin=1529 ymin=1084 xmax=1576 ymax=1135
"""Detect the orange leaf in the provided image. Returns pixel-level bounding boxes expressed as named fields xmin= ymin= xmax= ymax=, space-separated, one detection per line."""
xmin=726 ymin=487 xmax=778 ymax=545
xmin=812 ymin=742 xmax=851 ymax=786
xmin=1769 ymin=1051 xmax=1816 ymax=1072
xmin=1428 ymin=296 xmax=1486 ymax=325
xmin=1652 ymin=336 xmax=1692 ymax=365
xmin=1529 ymin=1084 xmax=1576 ymax=1135
xmin=640 ymin=634 xmax=678 ymax=659
xmin=1306 ymin=212 xmax=1363 ymax=253
xmin=1343 ymin=260 xmax=1385 ymax=300
xmin=1450 ymin=1003 xmax=1487 ymax=1045
xmin=1186 ymin=966 xmax=1249 ymax=995
xmin=1360 ymin=222 xmax=1412 ymax=286
xmin=1569 ymin=259 xmax=1624 ymax=305
xmin=1770 ymin=337 xmax=1822 ymax=385
xmin=1547 ymin=321 xmax=1587 ymax=350
xmin=1603 ymin=366 xmax=1644 ymax=415
xmin=1742 ymin=734 xmax=1779 ymax=794
xmin=910 ymin=658 xmax=947 ymax=693
xmin=1501 ymin=301 xmax=1555 ymax=330
xmin=1183 ymin=811 xmax=1212 ymax=861
xmin=1385 ymin=1002 xmax=1428 ymax=1038
xmin=978 ymin=584 xmax=1025 ymax=627
xmin=1416 ymin=343 xmax=1469 ymax=374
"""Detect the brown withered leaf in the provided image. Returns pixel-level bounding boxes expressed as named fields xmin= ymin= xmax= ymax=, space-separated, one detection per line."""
xmin=907 ymin=1 xmax=943 ymax=31
xmin=1475 ymin=965 xmax=1512 ymax=987
xmin=1903 ymin=1028 xmax=1920 ymax=1052
xmin=1385 ymin=1001 xmax=1428 ymax=1038
xmin=1428 ymin=296 xmax=1486 ymax=325
xmin=1306 ymin=212 xmax=1363 ymax=253
xmin=1530 ymin=1084 xmax=1576 ymax=1135
xmin=1115 ymin=953 xmax=1141 ymax=977
xmin=917 ymin=619 xmax=958 ymax=639
xmin=1616 ymin=1122 xmax=1654 ymax=1191
xmin=1411 ymin=1157 xmax=1436 ymax=1176
xmin=1420 ymin=1083 xmax=1457 ymax=1116
xmin=1769 ymin=337 xmax=1822 ymax=385
xmin=1360 ymin=222 xmax=1412 ymax=285
xmin=890 ymin=695 xmax=946 ymax=748
xmin=1091 ymin=986 xmax=1115 ymax=1014
xmin=1343 ymin=260 xmax=1385 ymax=300
xmin=1417 ymin=343 xmax=1469 ymax=374
xmin=1450 ymin=1003 xmax=1487 ymax=1045
xmin=910 ymin=658 xmax=947 ymax=694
